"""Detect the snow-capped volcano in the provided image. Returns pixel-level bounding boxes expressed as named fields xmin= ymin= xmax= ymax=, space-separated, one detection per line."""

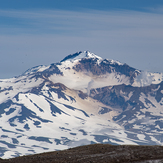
xmin=61 ymin=51 xmax=102 ymax=62
xmin=1 ymin=51 xmax=163 ymax=159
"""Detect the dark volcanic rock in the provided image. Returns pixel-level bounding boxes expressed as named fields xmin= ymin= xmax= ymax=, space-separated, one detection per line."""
xmin=78 ymin=91 xmax=88 ymax=99
xmin=61 ymin=51 xmax=82 ymax=62
xmin=73 ymin=58 xmax=139 ymax=84
xmin=73 ymin=58 xmax=103 ymax=76
xmin=42 ymin=64 xmax=63 ymax=78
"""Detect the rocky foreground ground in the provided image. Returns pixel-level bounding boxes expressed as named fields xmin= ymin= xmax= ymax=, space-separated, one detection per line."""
xmin=1 ymin=144 xmax=163 ymax=163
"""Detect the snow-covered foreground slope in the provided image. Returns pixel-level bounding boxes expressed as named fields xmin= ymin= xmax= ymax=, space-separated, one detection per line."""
xmin=0 ymin=51 xmax=163 ymax=158
xmin=0 ymin=81 xmax=139 ymax=158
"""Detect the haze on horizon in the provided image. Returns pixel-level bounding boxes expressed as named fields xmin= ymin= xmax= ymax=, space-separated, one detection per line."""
xmin=0 ymin=0 xmax=163 ymax=79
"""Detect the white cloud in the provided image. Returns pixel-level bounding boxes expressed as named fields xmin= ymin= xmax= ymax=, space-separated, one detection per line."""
xmin=135 ymin=71 xmax=154 ymax=87
xmin=87 ymin=79 xmax=94 ymax=96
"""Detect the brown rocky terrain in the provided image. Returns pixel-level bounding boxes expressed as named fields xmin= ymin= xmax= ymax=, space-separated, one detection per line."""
xmin=1 ymin=144 xmax=163 ymax=163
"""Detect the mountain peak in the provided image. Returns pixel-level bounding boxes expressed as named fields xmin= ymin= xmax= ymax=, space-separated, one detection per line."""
xmin=60 ymin=51 xmax=102 ymax=62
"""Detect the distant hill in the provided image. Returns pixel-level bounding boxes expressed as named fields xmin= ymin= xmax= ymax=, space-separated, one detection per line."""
xmin=2 ymin=144 xmax=163 ymax=163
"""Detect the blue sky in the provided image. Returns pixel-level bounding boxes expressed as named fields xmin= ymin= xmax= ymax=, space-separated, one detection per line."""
xmin=1 ymin=0 xmax=163 ymax=78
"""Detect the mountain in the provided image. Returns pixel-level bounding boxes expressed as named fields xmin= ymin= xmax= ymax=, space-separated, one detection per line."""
xmin=0 ymin=51 xmax=163 ymax=159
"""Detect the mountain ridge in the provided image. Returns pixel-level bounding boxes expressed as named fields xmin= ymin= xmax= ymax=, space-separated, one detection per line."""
xmin=0 ymin=51 xmax=163 ymax=159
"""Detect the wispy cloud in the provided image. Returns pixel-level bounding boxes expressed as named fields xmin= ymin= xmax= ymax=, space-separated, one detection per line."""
xmin=1 ymin=9 xmax=163 ymax=36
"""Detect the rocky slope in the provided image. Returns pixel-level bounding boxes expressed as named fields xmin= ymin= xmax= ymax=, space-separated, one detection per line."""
xmin=2 ymin=144 xmax=163 ymax=163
